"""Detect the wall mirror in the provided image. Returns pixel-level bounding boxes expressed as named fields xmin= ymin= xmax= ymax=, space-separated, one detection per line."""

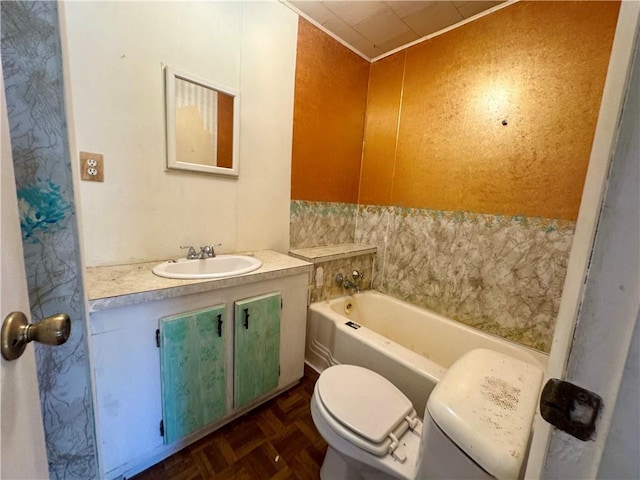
xmin=165 ymin=66 xmax=239 ymax=177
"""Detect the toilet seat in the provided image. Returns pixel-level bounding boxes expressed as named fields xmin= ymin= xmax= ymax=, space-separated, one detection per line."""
xmin=314 ymin=364 xmax=419 ymax=461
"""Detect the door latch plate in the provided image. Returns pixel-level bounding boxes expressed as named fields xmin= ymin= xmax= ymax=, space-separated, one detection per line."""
xmin=539 ymin=378 xmax=602 ymax=441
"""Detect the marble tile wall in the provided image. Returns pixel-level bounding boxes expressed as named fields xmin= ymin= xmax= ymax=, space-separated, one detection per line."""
xmin=308 ymin=254 xmax=375 ymax=304
xmin=1 ymin=2 xmax=99 ymax=478
xmin=290 ymin=200 xmax=357 ymax=248
xmin=291 ymin=201 xmax=575 ymax=352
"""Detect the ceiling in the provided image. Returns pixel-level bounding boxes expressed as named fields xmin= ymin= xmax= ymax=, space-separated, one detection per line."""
xmin=285 ymin=0 xmax=506 ymax=60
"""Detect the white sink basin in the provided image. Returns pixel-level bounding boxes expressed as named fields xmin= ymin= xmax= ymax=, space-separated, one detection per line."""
xmin=152 ymin=255 xmax=262 ymax=279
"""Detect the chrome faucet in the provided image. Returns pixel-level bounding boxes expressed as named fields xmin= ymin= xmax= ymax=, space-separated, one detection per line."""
xmin=180 ymin=245 xmax=198 ymax=259
xmin=343 ymin=278 xmax=360 ymax=293
xmin=180 ymin=243 xmax=222 ymax=259
xmin=198 ymin=243 xmax=222 ymax=259
xmin=335 ymin=270 xmax=363 ymax=293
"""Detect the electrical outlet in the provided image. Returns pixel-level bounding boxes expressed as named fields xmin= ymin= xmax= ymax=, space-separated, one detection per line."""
xmin=80 ymin=151 xmax=104 ymax=182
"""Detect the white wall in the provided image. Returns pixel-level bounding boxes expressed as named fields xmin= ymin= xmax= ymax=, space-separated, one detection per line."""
xmin=61 ymin=1 xmax=298 ymax=266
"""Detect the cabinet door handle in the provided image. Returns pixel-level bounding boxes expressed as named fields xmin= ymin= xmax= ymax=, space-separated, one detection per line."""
xmin=216 ymin=314 xmax=223 ymax=337
xmin=243 ymin=308 xmax=249 ymax=329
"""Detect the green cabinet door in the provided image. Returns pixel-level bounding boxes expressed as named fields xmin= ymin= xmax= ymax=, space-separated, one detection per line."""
xmin=159 ymin=305 xmax=226 ymax=444
xmin=234 ymin=292 xmax=281 ymax=409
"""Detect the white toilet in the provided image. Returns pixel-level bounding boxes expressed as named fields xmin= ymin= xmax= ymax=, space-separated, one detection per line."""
xmin=310 ymin=348 xmax=543 ymax=480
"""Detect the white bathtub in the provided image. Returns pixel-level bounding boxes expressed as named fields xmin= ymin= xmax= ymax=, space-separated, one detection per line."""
xmin=306 ymin=290 xmax=548 ymax=417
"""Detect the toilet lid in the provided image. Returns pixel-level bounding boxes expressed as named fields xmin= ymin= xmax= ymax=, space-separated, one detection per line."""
xmin=427 ymin=349 xmax=543 ymax=480
xmin=316 ymin=364 xmax=414 ymax=444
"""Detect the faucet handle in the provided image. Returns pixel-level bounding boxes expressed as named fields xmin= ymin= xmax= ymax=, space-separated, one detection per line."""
xmin=207 ymin=243 xmax=222 ymax=257
xmin=180 ymin=245 xmax=197 ymax=259
xmin=199 ymin=243 xmax=222 ymax=258
xmin=352 ymin=270 xmax=363 ymax=282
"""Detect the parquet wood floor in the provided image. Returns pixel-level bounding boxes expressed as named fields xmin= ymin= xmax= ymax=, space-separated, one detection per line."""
xmin=131 ymin=366 xmax=327 ymax=480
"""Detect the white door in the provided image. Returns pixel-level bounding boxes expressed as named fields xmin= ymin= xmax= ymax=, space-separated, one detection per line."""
xmin=526 ymin=3 xmax=640 ymax=478
xmin=1 ymin=67 xmax=49 ymax=478
xmin=544 ymin=21 xmax=639 ymax=479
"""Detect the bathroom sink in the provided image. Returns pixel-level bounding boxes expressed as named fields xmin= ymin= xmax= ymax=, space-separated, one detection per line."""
xmin=152 ymin=255 xmax=262 ymax=279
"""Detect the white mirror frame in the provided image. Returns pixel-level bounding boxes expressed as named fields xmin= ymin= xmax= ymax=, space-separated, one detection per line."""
xmin=165 ymin=66 xmax=240 ymax=177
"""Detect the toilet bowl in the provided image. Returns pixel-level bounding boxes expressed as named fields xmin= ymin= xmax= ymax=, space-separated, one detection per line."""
xmin=310 ymin=348 xmax=543 ymax=480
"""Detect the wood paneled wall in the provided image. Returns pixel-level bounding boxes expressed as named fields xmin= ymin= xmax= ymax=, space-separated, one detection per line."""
xmin=291 ymin=2 xmax=620 ymax=221
xmin=363 ymin=1 xmax=619 ymax=220
xmin=291 ymin=19 xmax=370 ymax=203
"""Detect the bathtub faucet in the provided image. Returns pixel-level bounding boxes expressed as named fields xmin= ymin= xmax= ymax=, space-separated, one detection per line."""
xmin=335 ymin=270 xmax=363 ymax=293
xmin=343 ymin=278 xmax=360 ymax=293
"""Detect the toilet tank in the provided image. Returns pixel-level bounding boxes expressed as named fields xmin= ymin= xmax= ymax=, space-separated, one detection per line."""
xmin=416 ymin=349 xmax=544 ymax=480
xmin=417 ymin=413 xmax=494 ymax=480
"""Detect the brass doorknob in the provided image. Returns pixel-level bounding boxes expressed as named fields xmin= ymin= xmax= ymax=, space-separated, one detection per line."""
xmin=1 ymin=311 xmax=71 ymax=361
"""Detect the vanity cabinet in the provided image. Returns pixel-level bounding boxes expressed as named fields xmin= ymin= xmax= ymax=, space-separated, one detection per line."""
xmin=88 ymin=261 xmax=310 ymax=480
xmin=234 ymin=293 xmax=281 ymax=409
xmin=159 ymin=304 xmax=227 ymax=444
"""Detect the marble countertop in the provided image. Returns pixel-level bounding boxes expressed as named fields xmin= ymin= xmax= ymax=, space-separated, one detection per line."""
xmin=289 ymin=243 xmax=376 ymax=263
xmin=85 ymin=250 xmax=312 ymax=312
